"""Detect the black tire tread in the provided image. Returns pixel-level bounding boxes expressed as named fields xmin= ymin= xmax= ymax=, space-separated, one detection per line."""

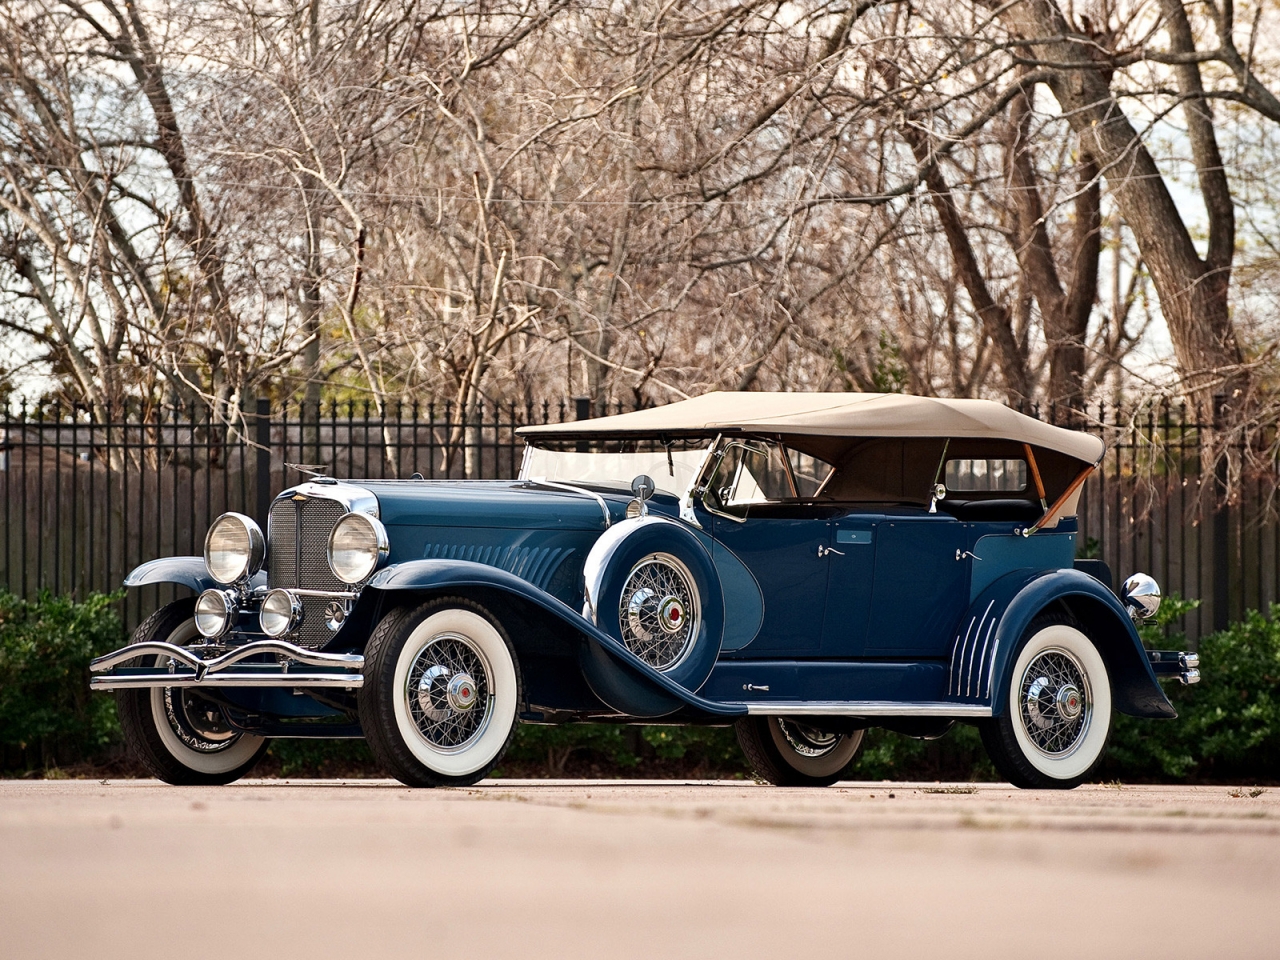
xmin=116 ymin=599 xmax=270 ymax=786
xmin=358 ymin=595 xmax=522 ymax=788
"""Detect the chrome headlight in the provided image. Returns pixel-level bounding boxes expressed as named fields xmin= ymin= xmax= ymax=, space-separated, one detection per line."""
xmin=204 ymin=512 xmax=265 ymax=585
xmin=327 ymin=513 xmax=389 ymax=584
xmin=260 ymin=588 xmax=302 ymax=638
xmin=194 ymin=589 xmax=236 ymax=639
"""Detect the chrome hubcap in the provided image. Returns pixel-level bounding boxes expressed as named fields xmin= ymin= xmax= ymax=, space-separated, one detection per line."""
xmin=619 ymin=554 xmax=699 ymax=670
xmin=408 ymin=634 xmax=493 ymax=751
xmin=1020 ymin=648 xmax=1092 ymax=758
xmin=658 ymin=596 xmax=686 ymax=634
xmin=447 ymin=673 xmax=479 ymax=712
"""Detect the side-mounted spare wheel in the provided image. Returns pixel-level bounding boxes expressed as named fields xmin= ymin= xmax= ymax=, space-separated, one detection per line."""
xmin=359 ymin=597 xmax=522 ymax=787
xmin=116 ymin=598 xmax=270 ymax=786
xmin=585 ymin=517 xmax=724 ymax=694
xmin=979 ymin=614 xmax=1113 ymax=789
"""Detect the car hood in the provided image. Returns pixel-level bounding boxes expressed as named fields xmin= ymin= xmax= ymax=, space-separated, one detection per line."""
xmin=357 ymin=479 xmax=628 ymax=530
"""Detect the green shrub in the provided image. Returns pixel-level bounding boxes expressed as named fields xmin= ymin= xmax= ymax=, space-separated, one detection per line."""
xmin=1105 ymin=594 xmax=1280 ymax=782
xmin=0 ymin=591 xmax=124 ymax=772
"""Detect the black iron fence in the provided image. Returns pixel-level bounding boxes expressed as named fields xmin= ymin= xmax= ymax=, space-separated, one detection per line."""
xmin=2 ymin=397 xmax=1277 ymax=643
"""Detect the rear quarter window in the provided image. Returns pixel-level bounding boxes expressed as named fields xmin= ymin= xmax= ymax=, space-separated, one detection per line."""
xmin=945 ymin=458 xmax=1027 ymax=493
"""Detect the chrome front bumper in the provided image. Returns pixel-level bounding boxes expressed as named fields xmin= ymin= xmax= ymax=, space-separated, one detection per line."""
xmin=89 ymin=639 xmax=364 ymax=690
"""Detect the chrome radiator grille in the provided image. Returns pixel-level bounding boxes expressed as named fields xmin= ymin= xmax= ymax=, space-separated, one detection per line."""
xmin=268 ymin=496 xmax=347 ymax=648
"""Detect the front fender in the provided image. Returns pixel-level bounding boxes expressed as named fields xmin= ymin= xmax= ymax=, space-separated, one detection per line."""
xmin=948 ymin=568 xmax=1175 ymax=719
xmin=123 ymin=557 xmax=267 ymax=593
xmin=366 ymin=559 xmax=744 ymax=720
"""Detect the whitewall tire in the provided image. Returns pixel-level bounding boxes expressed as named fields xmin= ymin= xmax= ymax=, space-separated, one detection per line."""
xmin=360 ymin=597 xmax=522 ymax=787
xmin=980 ymin=618 xmax=1112 ymax=789
xmin=116 ymin=600 xmax=270 ymax=785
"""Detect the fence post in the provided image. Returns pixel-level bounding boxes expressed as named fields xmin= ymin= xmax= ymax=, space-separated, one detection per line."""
xmin=255 ymin=398 xmax=271 ymax=527
xmin=1212 ymin=395 xmax=1229 ymax=632
xmin=574 ymin=396 xmax=591 ymax=452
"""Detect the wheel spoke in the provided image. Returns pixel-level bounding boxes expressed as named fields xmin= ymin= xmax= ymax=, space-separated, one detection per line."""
xmin=1018 ymin=648 xmax=1092 ymax=759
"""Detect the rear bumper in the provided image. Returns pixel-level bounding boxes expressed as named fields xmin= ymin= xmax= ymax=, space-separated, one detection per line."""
xmin=89 ymin=639 xmax=364 ymax=690
xmin=1147 ymin=650 xmax=1200 ymax=685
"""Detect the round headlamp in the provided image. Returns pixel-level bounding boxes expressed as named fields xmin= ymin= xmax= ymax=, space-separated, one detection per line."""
xmin=260 ymin=588 xmax=301 ymax=638
xmin=194 ymin=589 xmax=236 ymax=639
xmin=204 ymin=512 xmax=266 ymax=585
xmin=327 ymin=513 xmax=389 ymax=584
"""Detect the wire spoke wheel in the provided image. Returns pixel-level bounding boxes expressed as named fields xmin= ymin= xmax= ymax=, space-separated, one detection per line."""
xmin=618 ymin=552 xmax=700 ymax=670
xmin=1018 ymin=647 xmax=1091 ymax=759
xmin=774 ymin=719 xmax=843 ymax=759
xmin=405 ymin=632 xmax=493 ymax=753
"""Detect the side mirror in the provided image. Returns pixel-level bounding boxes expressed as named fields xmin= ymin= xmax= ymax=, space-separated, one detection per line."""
xmin=631 ymin=474 xmax=655 ymax=501
xmin=1120 ymin=573 xmax=1162 ymax=622
xmin=627 ymin=474 xmax=656 ymax=519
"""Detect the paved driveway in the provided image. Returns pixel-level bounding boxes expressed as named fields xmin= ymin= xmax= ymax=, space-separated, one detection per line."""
xmin=1 ymin=779 xmax=1275 ymax=959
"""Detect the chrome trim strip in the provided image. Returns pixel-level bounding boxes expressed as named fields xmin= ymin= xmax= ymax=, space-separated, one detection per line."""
xmin=739 ymin=702 xmax=992 ymax=718
xmin=526 ymin=478 xmax=612 ymax=529
xmin=970 ymin=616 xmax=996 ymax=699
xmin=90 ymin=672 xmax=364 ymax=690
xmin=951 ymin=615 xmax=976 ymax=697
xmin=90 ymin=639 xmax=364 ymax=675
xmin=985 ymin=636 xmax=1001 ymax=702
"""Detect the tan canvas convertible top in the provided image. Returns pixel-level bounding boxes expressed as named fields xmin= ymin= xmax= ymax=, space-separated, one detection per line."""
xmin=519 ymin=392 xmax=1104 ymax=465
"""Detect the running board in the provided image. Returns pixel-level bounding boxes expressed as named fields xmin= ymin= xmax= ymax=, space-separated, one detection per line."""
xmin=89 ymin=639 xmax=364 ymax=690
xmin=733 ymin=701 xmax=992 ymax=718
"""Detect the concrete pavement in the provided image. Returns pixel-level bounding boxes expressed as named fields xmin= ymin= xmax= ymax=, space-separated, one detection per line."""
xmin=1 ymin=778 xmax=1276 ymax=959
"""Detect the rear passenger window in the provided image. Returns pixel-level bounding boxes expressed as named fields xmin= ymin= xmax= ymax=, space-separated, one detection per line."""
xmin=945 ymin=458 xmax=1027 ymax=493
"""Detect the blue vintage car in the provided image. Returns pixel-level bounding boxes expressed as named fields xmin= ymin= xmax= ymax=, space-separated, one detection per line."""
xmin=90 ymin=392 xmax=1196 ymax=789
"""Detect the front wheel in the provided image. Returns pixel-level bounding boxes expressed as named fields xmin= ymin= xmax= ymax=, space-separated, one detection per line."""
xmin=359 ymin=597 xmax=522 ymax=787
xmin=116 ymin=599 xmax=270 ymax=786
xmin=979 ymin=617 xmax=1112 ymax=789
xmin=735 ymin=716 xmax=864 ymax=787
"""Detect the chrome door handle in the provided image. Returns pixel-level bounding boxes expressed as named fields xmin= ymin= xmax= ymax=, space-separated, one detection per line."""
xmin=817 ymin=545 xmax=845 ymax=558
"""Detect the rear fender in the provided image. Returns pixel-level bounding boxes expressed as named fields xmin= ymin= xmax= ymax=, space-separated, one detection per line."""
xmin=366 ymin=559 xmax=744 ymax=720
xmin=949 ymin=569 xmax=1175 ymax=719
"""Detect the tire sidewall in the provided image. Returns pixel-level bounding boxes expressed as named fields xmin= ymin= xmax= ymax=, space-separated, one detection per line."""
xmin=593 ymin=521 xmax=723 ymax=691
xmin=1006 ymin=623 xmax=1112 ymax=782
xmin=384 ymin=604 xmax=520 ymax=779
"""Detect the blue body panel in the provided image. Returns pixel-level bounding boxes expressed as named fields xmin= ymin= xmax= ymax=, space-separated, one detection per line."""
xmin=704 ymin=660 xmax=949 ymax=704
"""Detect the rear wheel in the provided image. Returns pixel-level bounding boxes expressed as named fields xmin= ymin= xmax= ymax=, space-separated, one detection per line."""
xmin=979 ymin=616 xmax=1112 ymax=789
xmin=116 ymin=599 xmax=270 ymax=785
xmin=735 ymin=716 xmax=864 ymax=787
xmin=359 ymin=597 xmax=522 ymax=787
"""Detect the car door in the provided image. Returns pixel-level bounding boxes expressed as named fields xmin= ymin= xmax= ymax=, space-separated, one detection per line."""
xmin=697 ymin=441 xmax=831 ymax=656
xmin=820 ymin=511 xmax=881 ymax=657
xmin=861 ymin=512 xmax=970 ymax=658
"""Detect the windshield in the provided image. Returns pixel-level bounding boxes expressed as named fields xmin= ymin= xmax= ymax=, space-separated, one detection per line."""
xmin=521 ymin=444 xmax=712 ymax=497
